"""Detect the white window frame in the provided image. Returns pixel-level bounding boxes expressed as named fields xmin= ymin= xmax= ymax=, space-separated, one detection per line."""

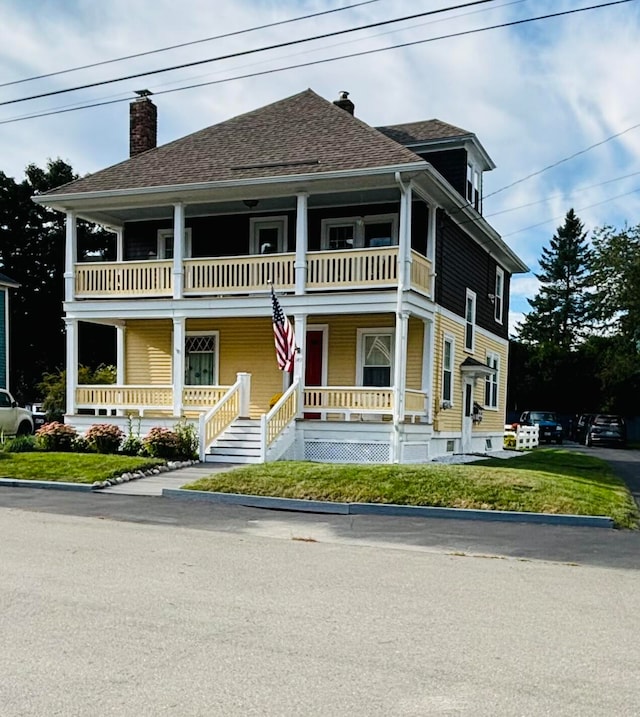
xmin=466 ymin=162 xmax=482 ymax=211
xmin=157 ymin=228 xmax=192 ymax=259
xmin=184 ymin=331 xmax=219 ymax=386
xmin=321 ymin=213 xmax=398 ymax=250
xmin=250 ymin=216 xmax=288 ymax=255
xmin=494 ymin=267 xmax=504 ymax=324
xmin=356 ymin=327 xmax=395 ymax=387
xmin=464 ymin=289 xmax=476 ymax=353
xmin=442 ymin=334 xmax=455 ymax=406
xmin=484 ymin=352 xmax=499 ymax=409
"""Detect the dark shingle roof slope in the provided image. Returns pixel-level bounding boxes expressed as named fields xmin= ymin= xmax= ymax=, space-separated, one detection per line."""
xmin=45 ymin=90 xmax=424 ymax=197
xmin=376 ymin=119 xmax=471 ymax=145
xmin=0 ymin=271 xmax=19 ymax=288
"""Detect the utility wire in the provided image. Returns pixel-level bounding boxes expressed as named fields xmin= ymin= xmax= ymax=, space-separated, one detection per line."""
xmin=0 ymin=0 xmax=502 ymax=106
xmin=0 ymin=0 xmax=382 ymax=89
xmin=1 ymin=0 xmax=632 ymax=126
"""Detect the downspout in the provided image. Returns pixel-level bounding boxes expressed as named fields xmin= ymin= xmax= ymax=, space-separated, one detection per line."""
xmin=393 ymin=172 xmax=411 ymax=463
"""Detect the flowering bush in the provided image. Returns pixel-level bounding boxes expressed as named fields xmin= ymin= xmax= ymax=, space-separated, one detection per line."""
xmin=174 ymin=420 xmax=199 ymax=460
xmin=143 ymin=426 xmax=181 ymax=459
xmin=85 ymin=423 xmax=124 ymax=454
xmin=35 ymin=421 xmax=77 ymax=452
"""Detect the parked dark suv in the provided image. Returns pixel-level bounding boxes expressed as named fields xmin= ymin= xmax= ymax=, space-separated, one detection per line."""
xmin=584 ymin=414 xmax=626 ymax=448
xmin=574 ymin=413 xmax=595 ymax=444
xmin=519 ymin=410 xmax=564 ymax=444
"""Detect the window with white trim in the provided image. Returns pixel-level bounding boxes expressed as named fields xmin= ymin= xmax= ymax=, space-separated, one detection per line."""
xmin=357 ymin=329 xmax=394 ymax=387
xmin=485 ymin=352 xmax=499 ymax=408
xmin=250 ymin=216 xmax=287 ymax=255
xmin=157 ymin=228 xmax=192 ymax=259
xmin=442 ymin=335 xmax=454 ymax=405
xmin=465 ymin=289 xmax=476 ymax=352
xmin=466 ymin=163 xmax=481 ymax=211
xmin=185 ymin=333 xmax=218 ymax=386
xmin=494 ymin=267 xmax=504 ymax=323
xmin=321 ymin=214 xmax=397 ymax=250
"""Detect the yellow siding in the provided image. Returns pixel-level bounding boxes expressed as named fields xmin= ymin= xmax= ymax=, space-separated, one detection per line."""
xmin=407 ymin=317 xmax=424 ymax=391
xmin=472 ymin=332 xmax=509 ymax=432
xmin=187 ymin=318 xmax=283 ymax=417
xmin=125 ymin=320 xmax=172 ymax=385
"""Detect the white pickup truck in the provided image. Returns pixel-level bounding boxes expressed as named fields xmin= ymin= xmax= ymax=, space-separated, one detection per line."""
xmin=0 ymin=390 xmax=34 ymax=435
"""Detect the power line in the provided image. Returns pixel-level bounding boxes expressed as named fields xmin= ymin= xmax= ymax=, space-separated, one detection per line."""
xmin=0 ymin=0 xmax=502 ymax=107
xmin=1 ymin=0 xmax=633 ymax=126
xmin=0 ymin=0 xmax=382 ymax=89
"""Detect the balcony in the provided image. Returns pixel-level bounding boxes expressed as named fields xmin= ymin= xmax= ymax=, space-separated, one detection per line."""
xmin=73 ymin=248 xmax=432 ymax=299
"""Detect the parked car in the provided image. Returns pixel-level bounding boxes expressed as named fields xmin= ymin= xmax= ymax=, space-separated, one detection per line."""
xmin=584 ymin=414 xmax=626 ymax=448
xmin=519 ymin=410 xmax=563 ymax=444
xmin=574 ymin=413 xmax=595 ymax=444
xmin=0 ymin=389 xmax=34 ymax=435
xmin=25 ymin=402 xmax=47 ymax=430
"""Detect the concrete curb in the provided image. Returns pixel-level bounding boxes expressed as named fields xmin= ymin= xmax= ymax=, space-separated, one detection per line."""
xmin=0 ymin=478 xmax=95 ymax=492
xmin=161 ymin=489 xmax=615 ymax=528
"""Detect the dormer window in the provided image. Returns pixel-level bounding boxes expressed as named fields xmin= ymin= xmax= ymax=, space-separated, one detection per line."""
xmin=466 ymin=163 xmax=481 ymax=212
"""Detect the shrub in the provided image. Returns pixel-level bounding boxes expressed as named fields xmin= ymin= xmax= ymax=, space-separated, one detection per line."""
xmin=72 ymin=435 xmax=92 ymax=453
xmin=6 ymin=435 xmax=37 ymax=453
xmin=143 ymin=426 xmax=181 ymax=459
xmin=85 ymin=423 xmax=124 ymax=454
xmin=121 ymin=434 xmax=143 ymax=456
xmin=35 ymin=421 xmax=77 ymax=451
xmin=175 ymin=420 xmax=199 ymax=460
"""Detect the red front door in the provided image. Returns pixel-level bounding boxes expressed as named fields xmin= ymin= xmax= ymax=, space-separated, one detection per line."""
xmin=304 ymin=330 xmax=324 ymax=419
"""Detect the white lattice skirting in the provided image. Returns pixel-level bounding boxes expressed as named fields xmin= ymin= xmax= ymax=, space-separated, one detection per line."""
xmin=305 ymin=440 xmax=390 ymax=464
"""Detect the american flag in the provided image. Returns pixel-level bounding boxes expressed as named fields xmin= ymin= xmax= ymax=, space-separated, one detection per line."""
xmin=271 ymin=287 xmax=296 ymax=373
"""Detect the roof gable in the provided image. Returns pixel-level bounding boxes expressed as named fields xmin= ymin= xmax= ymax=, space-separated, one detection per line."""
xmin=376 ymin=120 xmax=471 ymax=145
xmin=45 ymin=90 xmax=424 ymax=197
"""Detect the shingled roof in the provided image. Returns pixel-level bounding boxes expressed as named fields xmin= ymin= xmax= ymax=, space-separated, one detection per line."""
xmin=45 ymin=90 xmax=425 ymax=197
xmin=376 ymin=119 xmax=472 ymax=146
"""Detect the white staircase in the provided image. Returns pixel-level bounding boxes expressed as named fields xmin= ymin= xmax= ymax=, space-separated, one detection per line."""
xmin=205 ymin=418 xmax=263 ymax=464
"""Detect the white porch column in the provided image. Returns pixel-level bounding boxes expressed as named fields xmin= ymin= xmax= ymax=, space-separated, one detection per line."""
xmin=116 ymin=324 xmax=126 ymax=385
xmin=237 ymin=372 xmax=251 ymax=418
xmin=422 ymin=318 xmax=435 ymax=424
xmin=293 ymin=314 xmax=307 ymax=382
xmin=172 ymin=203 xmax=185 ymax=299
xmin=172 ymin=317 xmax=185 ymax=416
xmin=115 ymin=228 xmax=124 ymax=262
xmin=392 ymin=311 xmax=409 ymax=463
xmin=65 ymin=318 xmax=78 ymax=417
xmin=64 ymin=211 xmax=77 ymax=302
xmin=294 ymin=192 xmax=308 ymax=295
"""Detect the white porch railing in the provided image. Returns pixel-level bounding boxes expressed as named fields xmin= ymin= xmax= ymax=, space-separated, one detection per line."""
xmin=198 ymin=373 xmax=251 ymax=461
xmin=184 ymin=254 xmax=295 ymax=295
xmin=76 ymin=384 xmax=174 ymax=413
xmin=410 ymin=251 xmax=432 ymax=295
xmin=303 ymin=386 xmax=427 ymax=421
xmin=75 ymin=261 xmax=173 ymax=298
xmin=260 ymin=380 xmax=299 ymax=461
xmin=306 ymin=247 xmax=398 ymax=290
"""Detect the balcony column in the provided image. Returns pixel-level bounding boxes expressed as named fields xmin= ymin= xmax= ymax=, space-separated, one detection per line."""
xmin=396 ymin=178 xmax=413 ymax=289
xmin=172 ymin=317 xmax=186 ymax=416
xmin=65 ymin=318 xmax=78 ymax=417
xmin=295 ymin=192 xmax=308 ymax=295
xmin=422 ymin=318 xmax=435 ymax=424
xmin=173 ymin=203 xmax=185 ymax=299
xmin=115 ymin=228 xmax=124 ymax=262
xmin=64 ymin=211 xmax=77 ymax=302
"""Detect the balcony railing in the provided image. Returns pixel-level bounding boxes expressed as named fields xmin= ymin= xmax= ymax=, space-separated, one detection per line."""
xmin=72 ymin=248 xmax=432 ymax=299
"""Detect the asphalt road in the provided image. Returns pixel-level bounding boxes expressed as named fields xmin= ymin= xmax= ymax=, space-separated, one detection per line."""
xmin=1 ymin=506 xmax=639 ymax=716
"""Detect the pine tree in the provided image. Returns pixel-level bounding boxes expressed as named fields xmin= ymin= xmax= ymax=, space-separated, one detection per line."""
xmin=517 ymin=209 xmax=592 ymax=350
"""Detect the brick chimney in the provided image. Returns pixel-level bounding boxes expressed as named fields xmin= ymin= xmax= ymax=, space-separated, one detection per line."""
xmin=333 ymin=90 xmax=354 ymax=115
xmin=129 ymin=90 xmax=157 ymax=157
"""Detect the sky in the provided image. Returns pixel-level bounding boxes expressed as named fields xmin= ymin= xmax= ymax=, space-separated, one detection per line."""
xmin=2 ymin=0 xmax=640 ymax=334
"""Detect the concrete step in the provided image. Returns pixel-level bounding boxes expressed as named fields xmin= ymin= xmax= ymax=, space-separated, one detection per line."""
xmin=205 ymin=453 xmax=262 ymax=464
xmin=210 ymin=445 xmax=261 ymax=457
xmin=214 ymin=438 xmax=262 ymax=450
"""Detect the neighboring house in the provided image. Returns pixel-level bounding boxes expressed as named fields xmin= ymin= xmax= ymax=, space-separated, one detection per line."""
xmin=0 ymin=272 xmax=19 ymax=391
xmin=34 ymin=89 xmax=527 ymax=463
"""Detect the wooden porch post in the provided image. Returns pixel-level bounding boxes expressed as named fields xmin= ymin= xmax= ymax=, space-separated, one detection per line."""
xmin=295 ymin=192 xmax=308 ymax=295
xmin=172 ymin=317 xmax=185 ymax=416
xmin=172 ymin=203 xmax=185 ymax=299
xmin=65 ymin=318 xmax=78 ymax=417
xmin=293 ymin=314 xmax=307 ymax=417
xmin=64 ymin=211 xmax=77 ymax=303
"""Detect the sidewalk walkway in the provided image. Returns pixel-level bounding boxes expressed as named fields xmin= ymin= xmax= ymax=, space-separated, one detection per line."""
xmin=101 ymin=462 xmax=237 ymax=496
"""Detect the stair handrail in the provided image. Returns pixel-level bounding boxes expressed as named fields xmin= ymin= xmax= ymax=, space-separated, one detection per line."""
xmin=260 ymin=379 xmax=300 ymax=461
xmin=199 ymin=373 xmax=248 ymax=461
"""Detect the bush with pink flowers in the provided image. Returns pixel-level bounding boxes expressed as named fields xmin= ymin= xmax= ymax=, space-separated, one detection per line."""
xmin=35 ymin=421 xmax=78 ymax=452
xmin=85 ymin=423 xmax=124 ymax=454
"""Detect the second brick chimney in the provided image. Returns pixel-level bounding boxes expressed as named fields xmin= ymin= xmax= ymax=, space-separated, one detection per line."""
xmin=333 ymin=90 xmax=354 ymax=115
xmin=129 ymin=90 xmax=157 ymax=157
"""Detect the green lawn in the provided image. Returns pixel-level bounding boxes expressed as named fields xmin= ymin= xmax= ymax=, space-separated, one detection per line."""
xmin=0 ymin=452 xmax=164 ymax=484
xmin=183 ymin=448 xmax=639 ymax=529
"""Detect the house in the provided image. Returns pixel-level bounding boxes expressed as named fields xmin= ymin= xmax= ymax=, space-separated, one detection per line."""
xmin=0 ymin=271 xmax=19 ymax=391
xmin=34 ymin=89 xmax=527 ymax=463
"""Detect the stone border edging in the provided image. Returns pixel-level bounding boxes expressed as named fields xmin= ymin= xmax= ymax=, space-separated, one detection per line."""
xmin=161 ymin=488 xmax=615 ymax=528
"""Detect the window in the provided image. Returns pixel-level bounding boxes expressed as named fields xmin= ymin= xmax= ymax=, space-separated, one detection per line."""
xmin=357 ymin=329 xmax=394 ymax=386
xmin=250 ymin=217 xmax=287 ymax=255
xmin=185 ymin=334 xmax=218 ymax=386
xmin=466 ymin=163 xmax=481 ymax=211
xmin=321 ymin=214 xmax=397 ymax=250
xmin=494 ymin=267 xmax=504 ymax=323
xmin=157 ymin=228 xmax=192 ymax=259
xmin=442 ymin=336 xmax=454 ymax=405
xmin=485 ymin=353 xmax=499 ymax=408
xmin=465 ymin=289 xmax=476 ymax=352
